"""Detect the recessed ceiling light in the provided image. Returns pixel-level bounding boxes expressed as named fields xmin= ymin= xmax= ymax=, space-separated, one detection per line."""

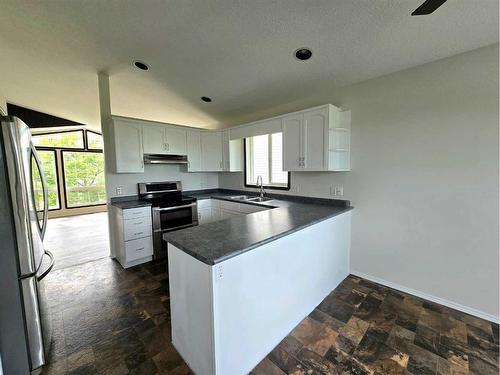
xmin=201 ymin=96 xmax=212 ymax=103
xmin=294 ymin=48 xmax=312 ymax=61
xmin=134 ymin=61 xmax=149 ymax=71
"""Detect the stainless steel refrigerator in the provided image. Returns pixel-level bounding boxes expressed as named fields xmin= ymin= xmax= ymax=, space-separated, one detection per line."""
xmin=0 ymin=116 xmax=54 ymax=374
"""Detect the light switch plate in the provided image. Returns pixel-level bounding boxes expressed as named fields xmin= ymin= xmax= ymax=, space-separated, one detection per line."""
xmin=116 ymin=186 xmax=123 ymax=195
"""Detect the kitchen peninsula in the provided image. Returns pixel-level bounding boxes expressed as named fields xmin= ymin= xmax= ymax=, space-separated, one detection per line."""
xmin=164 ymin=191 xmax=353 ymax=375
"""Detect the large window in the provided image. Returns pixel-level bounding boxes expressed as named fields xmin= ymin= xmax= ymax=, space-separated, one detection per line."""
xmin=32 ymin=130 xmax=84 ymax=149
xmin=36 ymin=150 xmax=60 ymax=209
xmin=32 ymin=129 xmax=105 ymax=211
xmin=245 ymin=132 xmax=290 ymax=189
xmin=62 ymin=151 xmax=106 ymax=208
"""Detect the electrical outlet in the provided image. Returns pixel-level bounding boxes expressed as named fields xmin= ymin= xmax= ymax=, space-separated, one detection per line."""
xmin=330 ymin=186 xmax=344 ymax=196
xmin=292 ymin=185 xmax=300 ymax=193
xmin=116 ymin=186 xmax=123 ymax=195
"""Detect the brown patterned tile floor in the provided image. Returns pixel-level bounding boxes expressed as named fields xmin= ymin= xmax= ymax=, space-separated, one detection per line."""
xmin=43 ymin=258 xmax=499 ymax=375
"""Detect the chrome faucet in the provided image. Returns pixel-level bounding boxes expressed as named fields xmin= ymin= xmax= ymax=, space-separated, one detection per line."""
xmin=256 ymin=175 xmax=265 ymax=198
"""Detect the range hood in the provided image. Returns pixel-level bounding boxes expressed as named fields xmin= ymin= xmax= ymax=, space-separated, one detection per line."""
xmin=143 ymin=154 xmax=188 ymax=164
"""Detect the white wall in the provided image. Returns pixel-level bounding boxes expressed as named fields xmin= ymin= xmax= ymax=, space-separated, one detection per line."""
xmin=106 ymin=165 xmax=219 ymax=199
xmin=220 ymin=44 xmax=499 ymax=319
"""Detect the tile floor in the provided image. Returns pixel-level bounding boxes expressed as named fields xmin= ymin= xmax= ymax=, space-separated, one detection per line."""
xmin=45 ymin=212 xmax=109 ymax=270
xmin=44 ymin=257 xmax=498 ymax=374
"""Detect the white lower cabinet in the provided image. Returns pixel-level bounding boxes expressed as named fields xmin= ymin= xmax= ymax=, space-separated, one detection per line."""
xmin=111 ymin=205 xmax=154 ymax=268
xmin=197 ymin=198 xmax=268 ymax=224
xmin=198 ymin=207 xmax=212 ymax=225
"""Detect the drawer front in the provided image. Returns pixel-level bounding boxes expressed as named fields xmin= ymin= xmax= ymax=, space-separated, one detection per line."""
xmin=125 ymin=237 xmax=153 ymax=261
xmin=197 ymin=199 xmax=211 ymax=209
xmin=239 ymin=203 xmax=267 ymax=214
xmin=219 ymin=200 xmax=240 ymax=211
xmin=123 ymin=206 xmax=151 ymax=220
xmin=124 ymin=215 xmax=151 ymax=228
xmin=124 ymin=223 xmax=152 ymax=241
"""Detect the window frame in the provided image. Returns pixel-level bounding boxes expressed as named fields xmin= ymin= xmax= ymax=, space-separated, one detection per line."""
xmin=85 ymin=129 xmax=104 ymax=151
xmin=60 ymin=149 xmax=106 ymax=209
xmin=31 ymin=129 xmax=86 ymax=150
xmin=243 ymin=133 xmax=291 ymax=191
xmin=32 ymin=148 xmax=62 ymax=211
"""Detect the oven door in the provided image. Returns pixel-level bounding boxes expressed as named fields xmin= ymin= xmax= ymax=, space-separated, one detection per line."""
xmin=152 ymin=203 xmax=198 ymax=259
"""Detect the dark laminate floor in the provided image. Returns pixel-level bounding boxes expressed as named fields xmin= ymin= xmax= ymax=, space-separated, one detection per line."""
xmin=43 ymin=258 xmax=499 ymax=375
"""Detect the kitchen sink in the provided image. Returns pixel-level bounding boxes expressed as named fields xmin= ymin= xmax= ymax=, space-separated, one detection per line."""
xmin=246 ymin=197 xmax=273 ymax=202
xmin=228 ymin=195 xmax=273 ymax=203
xmin=228 ymin=195 xmax=252 ymax=200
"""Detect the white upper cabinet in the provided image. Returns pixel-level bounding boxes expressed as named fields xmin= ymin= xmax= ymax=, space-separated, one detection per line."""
xmin=165 ymin=127 xmax=187 ymax=155
xmin=186 ymin=130 xmax=202 ymax=172
xmin=142 ymin=124 xmax=187 ymax=155
xmin=303 ymin=107 xmax=328 ymax=170
xmin=222 ymin=129 xmax=243 ymax=172
xmin=282 ymin=114 xmax=303 ymax=171
xmin=142 ymin=125 xmax=166 ymax=155
xmin=201 ymin=131 xmax=223 ymax=171
xmin=282 ymin=105 xmax=351 ymax=172
xmin=112 ymin=118 xmax=144 ymax=173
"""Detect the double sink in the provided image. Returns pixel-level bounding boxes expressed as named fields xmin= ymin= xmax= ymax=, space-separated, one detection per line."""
xmin=229 ymin=195 xmax=273 ymax=203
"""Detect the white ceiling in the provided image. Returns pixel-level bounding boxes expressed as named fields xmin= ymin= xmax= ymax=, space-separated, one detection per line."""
xmin=0 ymin=0 xmax=498 ymax=130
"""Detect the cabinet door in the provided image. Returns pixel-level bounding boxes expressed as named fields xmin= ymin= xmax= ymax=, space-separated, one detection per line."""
xmin=210 ymin=207 xmax=221 ymax=222
xmin=187 ymin=130 xmax=202 ymax=172
xmin=303 ymin=108 xmax=328 ymax=171
xmin=165 ymin=127 xmax=187 ymax=155
xmin=113 ymin=120 xmax=144 ymax=173
xmin=197 ymin=207 xmax=212 ymax=224
xmin=201 ymin=132 xmax=223 ymax=171
xmin=282 ymin=113 xmax=303 ymax=171
xmin=142 ymin=125 xmax=167 ymax=155
xmin=222 ymin=130 xmax=243 ymax=172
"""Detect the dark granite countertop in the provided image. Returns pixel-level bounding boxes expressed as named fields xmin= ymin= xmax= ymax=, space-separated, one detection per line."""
xmin=110 ymin=199 xmax=152 ymax=209
xmin=165 ymin=189 xmax=353 ymax=266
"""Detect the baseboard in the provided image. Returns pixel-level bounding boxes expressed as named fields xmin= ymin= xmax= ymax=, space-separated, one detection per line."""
xmin=350 ymin=270 xmax=499 ymax=324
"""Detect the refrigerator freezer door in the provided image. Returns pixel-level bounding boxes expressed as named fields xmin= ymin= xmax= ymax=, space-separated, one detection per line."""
xmin=1 ymin=117 xmax=46 ymax=276
xmin=20 ymin=276 xmax=45 ymax=371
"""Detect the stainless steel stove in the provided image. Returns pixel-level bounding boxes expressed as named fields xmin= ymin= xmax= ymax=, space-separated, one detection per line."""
xmin=138 ymin=181 xmax=198 ymax=260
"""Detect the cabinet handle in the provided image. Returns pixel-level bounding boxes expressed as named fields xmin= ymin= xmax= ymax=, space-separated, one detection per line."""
xmin=166 ymin=143 xmax=170 ymax=151
xmin=134 ymin=232 xmax=144 ymax=236
xmin=134 ymin=247 xmax=145 ymax=252
xmin=132 ymin=221 xmax=143 ymax=225
xmin=140 ymin=160 xmax=144 ymax=169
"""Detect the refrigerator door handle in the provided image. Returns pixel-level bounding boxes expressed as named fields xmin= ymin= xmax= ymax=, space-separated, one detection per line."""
xmin=37 ymin=250 xmax=54 ymax=281
xmin=31 ymin=144 xmax=49 ymax=240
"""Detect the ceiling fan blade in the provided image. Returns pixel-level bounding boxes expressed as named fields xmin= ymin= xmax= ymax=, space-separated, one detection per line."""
xmin=411 ymin=0 xmax=448 ymax=15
